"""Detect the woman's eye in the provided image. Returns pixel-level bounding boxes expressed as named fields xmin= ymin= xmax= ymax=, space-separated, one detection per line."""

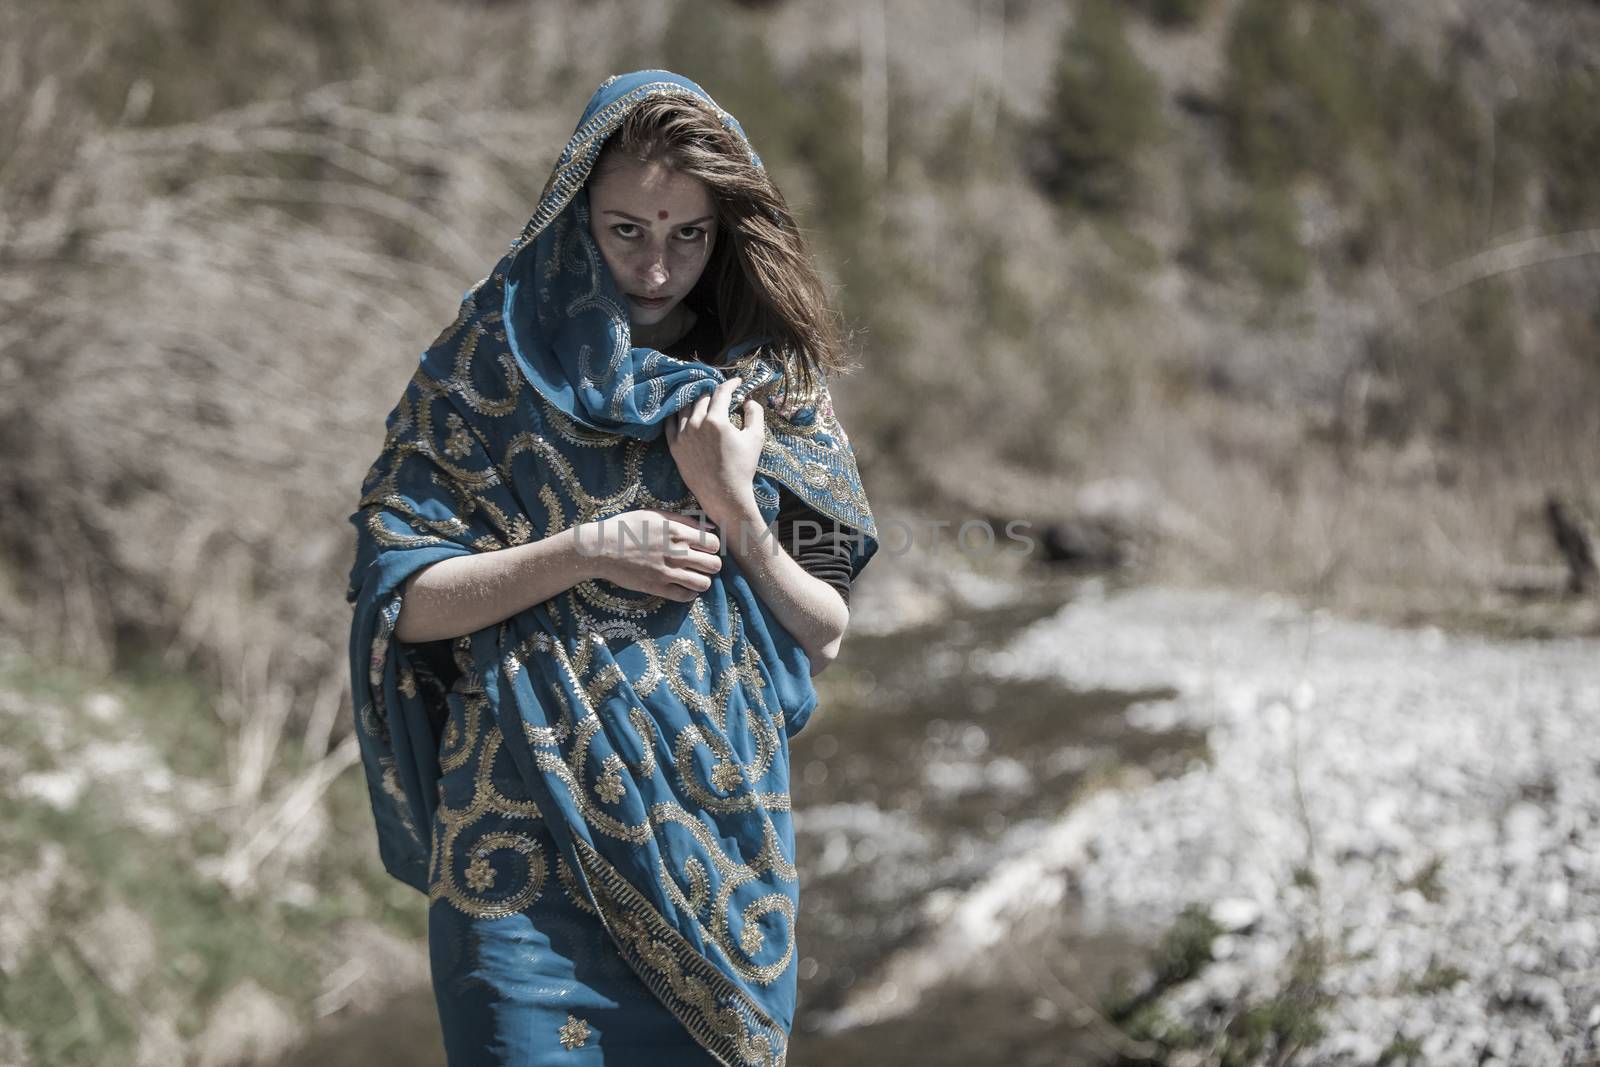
xmin=675 ymin=226 xmax=706 ymax=241
xmin=612 ymin=223 xmax=640 ymax=239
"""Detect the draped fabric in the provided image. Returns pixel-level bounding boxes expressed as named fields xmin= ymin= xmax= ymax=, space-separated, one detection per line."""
xmin=345 ymin=71 xmax=878 ymax=1065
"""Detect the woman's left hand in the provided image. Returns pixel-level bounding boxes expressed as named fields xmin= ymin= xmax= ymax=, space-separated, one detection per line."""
xmin=665 ymin=375 xmax=764 ymax=524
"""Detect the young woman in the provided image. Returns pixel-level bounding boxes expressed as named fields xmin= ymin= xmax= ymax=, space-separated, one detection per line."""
xmin=346 ymin=71 xmax=878 ymax=1066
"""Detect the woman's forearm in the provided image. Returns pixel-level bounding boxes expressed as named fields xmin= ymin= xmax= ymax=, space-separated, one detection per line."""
xmin=709 ymin=495 xmax=850 ymax=676
xmin=394 ymin=525 xmax=596 ymax=642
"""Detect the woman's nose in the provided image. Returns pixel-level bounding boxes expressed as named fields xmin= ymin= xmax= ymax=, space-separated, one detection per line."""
xmin=641 ymin=256 xmax=668 ymax=288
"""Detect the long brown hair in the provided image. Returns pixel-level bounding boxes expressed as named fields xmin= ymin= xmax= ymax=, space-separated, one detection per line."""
xmin=590 ymin=94 xmax=847 ymax=399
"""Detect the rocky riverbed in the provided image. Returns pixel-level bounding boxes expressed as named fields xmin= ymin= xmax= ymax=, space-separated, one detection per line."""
xmin=825 ymin=580 xmax=1600 ymax=1066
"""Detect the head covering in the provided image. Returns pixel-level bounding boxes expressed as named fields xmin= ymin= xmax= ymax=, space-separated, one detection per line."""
xmin=346 ymin=71 xmax=877 ymax=1064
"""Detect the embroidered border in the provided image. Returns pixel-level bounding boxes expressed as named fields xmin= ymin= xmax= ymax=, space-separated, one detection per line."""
xmin=569 ymin=835 xmax=786 ymax=1067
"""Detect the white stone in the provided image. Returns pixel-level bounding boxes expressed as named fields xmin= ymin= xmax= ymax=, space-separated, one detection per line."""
xmin=194 ymin=981 xmax=299 ymax=1067
xmin=84 ymin=691 xmax=124 ymax=722
xmin=16 ymin=769 xmax=85 ymax=810
xmin=1209 ymin=897 xmax=1260 ymax=933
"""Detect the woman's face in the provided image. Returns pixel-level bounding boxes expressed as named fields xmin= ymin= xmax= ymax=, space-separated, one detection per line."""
xmin=586 ymin=154 xmax=718 ymax=331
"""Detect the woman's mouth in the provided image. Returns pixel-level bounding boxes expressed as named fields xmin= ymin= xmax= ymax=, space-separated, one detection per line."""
xmin=630 ymin=294 xmax=671 ymax=309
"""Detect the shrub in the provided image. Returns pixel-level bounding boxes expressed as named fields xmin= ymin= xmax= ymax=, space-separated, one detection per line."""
xmin=1130 ymin=0 xmax=1211 ymax=29
xmin=1034 ymin=0 xmax=1165 ymax=215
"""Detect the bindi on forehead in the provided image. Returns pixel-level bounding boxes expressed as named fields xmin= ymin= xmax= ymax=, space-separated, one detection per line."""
xmin=657 ymin=210 xmax=670 ymax=220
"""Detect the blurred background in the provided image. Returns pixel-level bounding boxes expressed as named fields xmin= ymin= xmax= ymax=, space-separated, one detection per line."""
xmin=2 ymin=0 xmax=1598 ymax=1063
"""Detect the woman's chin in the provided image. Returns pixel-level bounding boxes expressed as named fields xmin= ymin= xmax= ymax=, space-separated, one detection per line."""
xmin=626 ymin=299 xmax=677 ymax=326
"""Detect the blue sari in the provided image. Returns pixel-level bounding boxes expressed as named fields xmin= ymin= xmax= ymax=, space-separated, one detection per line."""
xmin=346 ymin=71 xmax=878 ymax=1065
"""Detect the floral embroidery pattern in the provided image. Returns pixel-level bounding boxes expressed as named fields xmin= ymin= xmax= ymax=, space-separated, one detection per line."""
xmin=465 ymin=854 xmax=495 ymax=892
xmin=595 ymin=770 xmax=625 ymax=804
xmin=558 ymin=1013 xmax=591 ymax=1050
xmin=443 ymin=413 xmax=474 ymax=460
xmin=710 ymin=759 xmax=743 ymax=794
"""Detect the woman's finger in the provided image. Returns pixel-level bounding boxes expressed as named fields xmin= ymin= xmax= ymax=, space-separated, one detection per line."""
xmin=658 ymin=580 xmax=696 ymax=603
xmin=687 ymin=391 xmax=712 ymax=429
xmin=708 ymin=376 xmax=741 ymax=423
xmin=671 ymin=524 xmax=721 ymax=556
xmin=677 ymin=547 xmax=723 ymax=573
xmin=669 ymin=568 xmax=714 ymax=593
xmin=741 ymin=396 xmax=763 ymax=436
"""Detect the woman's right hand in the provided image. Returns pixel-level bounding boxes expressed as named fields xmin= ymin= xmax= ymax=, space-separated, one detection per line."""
xmin=577 ymin=508 xmax=723 ymax=602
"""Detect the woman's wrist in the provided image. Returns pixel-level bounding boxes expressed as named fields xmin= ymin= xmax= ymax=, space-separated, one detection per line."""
xmin=397 ymin=525 xmax=596 ymax=643
xmin=706 ymin=491 xmax=765 ymax=553
xmin=566 ymin=521 xmax=609 ymax=583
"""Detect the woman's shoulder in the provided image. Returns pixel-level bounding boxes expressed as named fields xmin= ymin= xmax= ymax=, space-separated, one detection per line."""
xmin=761 ymin=374 xmax=846 ymax=446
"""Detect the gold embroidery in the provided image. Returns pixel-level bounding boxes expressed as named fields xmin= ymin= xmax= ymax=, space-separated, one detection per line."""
xmin=558 ymin=1012 xmax=591 ymax=1050
xmin=446 ymin=320 xmax=521 ymax=418
xmin=473 ymin=601 xmax=802 ymax=993
xmin=437 ymin=694 xmax=479 ymax=773
xmin=557 ymin=855 xmax=598 ymax=915
xmin=570 ymin=836 xmax=786 ymax=1067
xmin=427 ymin=690 xmax=550 ymax=918
xmin=711 ymin=759 xmax=743 ymax=793
xmin=689 ymin=598 xmax=737 ymax=658
xmin=443 ymin=413 xmax=474 ymax=460
xmin=464 ymin=853 xmax=495 ymax=891
xmin=626 ymin=706 xmax=659 ymax=777
xmin=673 ymin=856 xmax=711 ymax=916
xmin=595 ymin=770 xmax=626 ymax=804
